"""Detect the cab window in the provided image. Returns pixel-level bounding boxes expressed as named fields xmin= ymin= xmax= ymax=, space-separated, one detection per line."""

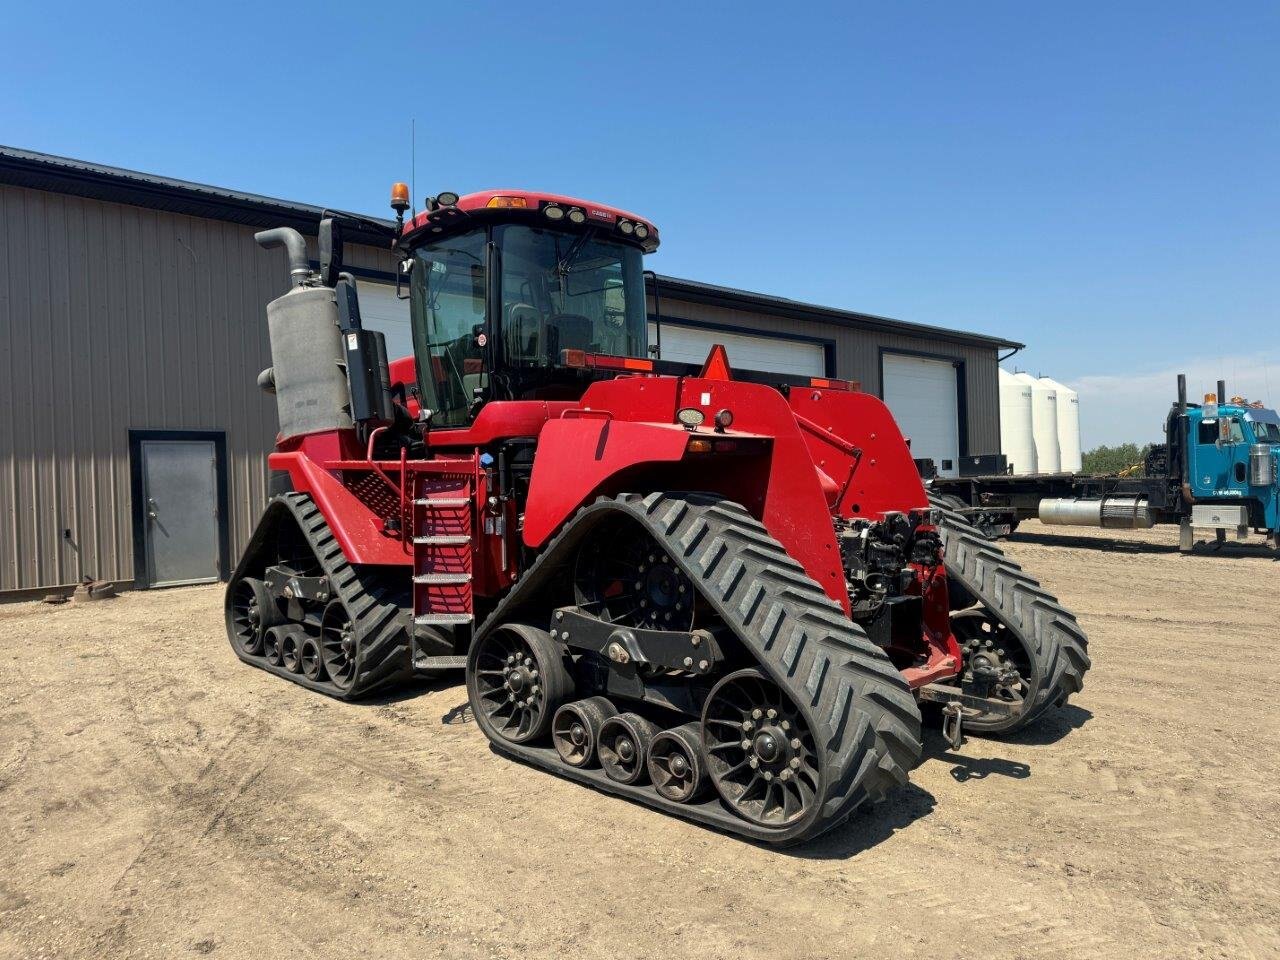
xmin=1198 ymin=417 xmax=1244 ymax=444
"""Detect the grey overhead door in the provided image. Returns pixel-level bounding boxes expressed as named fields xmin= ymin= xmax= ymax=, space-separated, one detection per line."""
xmin=139 ymin=439 xmax=221 ymax=587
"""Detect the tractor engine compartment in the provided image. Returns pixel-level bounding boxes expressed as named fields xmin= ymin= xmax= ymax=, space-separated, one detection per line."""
xmin=838 ymin=510 xmax=942 ymax=652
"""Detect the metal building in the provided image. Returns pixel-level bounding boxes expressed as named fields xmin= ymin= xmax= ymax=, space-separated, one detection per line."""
xmin=0 ymin=146 xmax=1020 ymax=598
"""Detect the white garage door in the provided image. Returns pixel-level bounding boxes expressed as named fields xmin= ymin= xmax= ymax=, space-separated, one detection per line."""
xmin=356 ymin=280 xmax=414 ymax=361
xmin=649 ymin=322 xmax=825 ymax=377
xmin=882 ymin=353 xmax=960 ymax=477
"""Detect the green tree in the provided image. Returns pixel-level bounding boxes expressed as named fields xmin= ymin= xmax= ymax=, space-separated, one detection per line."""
xmin=1082 ymin=442 xmax=1152 ymax=475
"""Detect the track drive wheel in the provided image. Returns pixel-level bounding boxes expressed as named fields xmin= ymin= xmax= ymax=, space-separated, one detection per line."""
xmin=552 ymin=697 xmax=618 ymax=768
xmin=599 ymin=713 xmax=659 ymax=785
xmin=648 ymin=723 xmax=709 ymax=803
xmin=468 ymin=625 xmax=573 ymax=744
xmin=228 ymin=577 xmax=281 ymax=656
xmin=702 ymin=669 xmax=819 ymax=828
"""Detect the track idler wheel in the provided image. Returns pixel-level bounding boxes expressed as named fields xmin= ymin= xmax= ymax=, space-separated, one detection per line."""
xmin=599 ymin=713 xmax=659 ymax=785
xmin=468 ymin=625 xmax=573 ymax=745
xmin=648 ymin=723 xmax=709 ymax=803
xmin=299 ymin=636 xmax=326 ymax=682
xmin=319 ymin=600 xmax=357 ymax=693
xmin=228 ymin=577 xmax=281 ymax=657
xmin=552 ymin=697 xmax=618 ymax=768
xmin=262 ymin=624 xmax=289 ymax=667
xmin=702 ymin=669 xmax=820 ymax=827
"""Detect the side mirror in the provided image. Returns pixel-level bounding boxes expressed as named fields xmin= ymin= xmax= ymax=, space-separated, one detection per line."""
xmin=319 ymin=218 xmax=344 ymax=288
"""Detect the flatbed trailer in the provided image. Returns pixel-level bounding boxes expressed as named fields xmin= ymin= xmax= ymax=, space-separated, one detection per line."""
xmin=926 ymin=375 xmax=1280 ymax=554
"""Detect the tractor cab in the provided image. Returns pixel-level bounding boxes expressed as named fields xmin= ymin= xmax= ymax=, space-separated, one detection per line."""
xmin=397 ymin=189 xmax=659 ymax=427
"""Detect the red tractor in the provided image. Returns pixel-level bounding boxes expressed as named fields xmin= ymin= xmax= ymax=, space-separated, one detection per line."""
xmin=227 ymin=185 xmax=1089 ymax=844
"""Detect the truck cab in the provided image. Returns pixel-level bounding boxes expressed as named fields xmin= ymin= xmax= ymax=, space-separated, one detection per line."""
xmin=1185 ymin=402 xmax=1280 ymax=533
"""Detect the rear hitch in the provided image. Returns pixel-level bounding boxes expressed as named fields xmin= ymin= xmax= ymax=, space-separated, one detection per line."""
xmin=941 ymin=702 xmax=965 ymax=750
xmin=918 ymin=682 xmax=1020 ymax=750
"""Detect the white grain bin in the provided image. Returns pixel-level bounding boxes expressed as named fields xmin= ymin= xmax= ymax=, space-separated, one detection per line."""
xmin=1040 ymin=376 xmax=1082 ymax=473
xmin=1024 ymin=373 xmax=1061 ymax=473
xmin=998 ymin=368 xmax=1037 ymax=475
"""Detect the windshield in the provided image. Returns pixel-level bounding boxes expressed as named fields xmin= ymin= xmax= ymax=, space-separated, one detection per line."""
xmin=1249 ymin=420 xmax=1280 ymax=443
xmin=498 ymin=224 xmax=647 ymax=368
xmin=409 ymin=231 xmax=488 ymax=427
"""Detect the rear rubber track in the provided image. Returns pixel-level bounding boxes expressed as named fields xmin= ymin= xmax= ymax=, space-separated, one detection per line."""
xmin=225 ymin=493 xmax=413 ymax=700
xmin=931 ymin=494 xmax=1091 ymax=733
xmin=470 ymin=492 xmax=923 ymax=845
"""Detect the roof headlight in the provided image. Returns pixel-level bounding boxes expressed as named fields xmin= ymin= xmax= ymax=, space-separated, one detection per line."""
xmin=567 ymin=207 xmax=587 ymax=224
xmin=437 ymin=191 xmax=460 ymax=206
xmin=544 ymin=203 xmax=565 ymax=221
xmin=618 ymin=219 xmax=634 ymax=235
xmin=634 ymin=223 xmax=649 ymax=239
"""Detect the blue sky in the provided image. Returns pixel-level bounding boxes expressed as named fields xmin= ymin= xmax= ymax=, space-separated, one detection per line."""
xmin=3 ymin=1 xmax=1276 ymax=446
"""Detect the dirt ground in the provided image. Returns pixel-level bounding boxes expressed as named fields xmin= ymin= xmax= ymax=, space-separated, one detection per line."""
xmin=1 ymin=521 xmax=1277 ymax=960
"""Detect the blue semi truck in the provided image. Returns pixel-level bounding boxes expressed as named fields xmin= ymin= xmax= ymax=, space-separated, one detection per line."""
xmin=927 ymin=375 xmax=1280 ymax=554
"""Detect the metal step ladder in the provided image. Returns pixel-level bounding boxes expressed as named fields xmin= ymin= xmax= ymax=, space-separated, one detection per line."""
xmin=411 ymin=479 xmax=475 ymax=670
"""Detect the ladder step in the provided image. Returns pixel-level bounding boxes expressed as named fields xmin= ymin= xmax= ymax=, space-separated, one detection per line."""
xmin=413 ymin=573 xmax=473 ymax=585
xmin=413 ymin=535 xmax=472 ymax=546
xmin=415 ymin=498 xmax=470 ymax=508
xmin=415 ymin=613 xmax=475 ymax=626
xmin=413 ymin=654 xmax=468 ymax=671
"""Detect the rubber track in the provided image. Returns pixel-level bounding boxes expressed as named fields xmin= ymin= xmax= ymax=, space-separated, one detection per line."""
xmin=225 ymin=493 xmax=413 ymax=701
xmin=469 ymin=492 xmax=923 ymax=845
xmin=930 ymin=493 xmax=1091 ymax=733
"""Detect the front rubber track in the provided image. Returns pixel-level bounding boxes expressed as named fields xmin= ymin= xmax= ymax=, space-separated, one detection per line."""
xmin=469 ymin=492 xmax=923 ymax=846
xmin=224 ymin=493 xmax=413 ymax=701
xmin=933 ymin=496 xmax=1091 ymax=734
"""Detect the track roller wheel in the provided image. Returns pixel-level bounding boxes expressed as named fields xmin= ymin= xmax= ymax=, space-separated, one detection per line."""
xmin=468 ymin=624 xmax=573 ymax=744
xmin=262 ymin=625 xmax=288 ymax=666
xmin=320 ymin=600 xmax=357 ymax=693
xmin=300 ymin=636 xmax=326 ymax=682
xmin=702 ymin=669 xmax=819 ymax=828
xmin=228 ymin=577 xmax=280 ymax=657
xmin=281 ymin=630 xmax=303 ymax=674
xmin=599 ymin=713 xmax=659 ymax=785
xmin=648 ymin=723 xmax=709 ymax=803
xmin=552 ymin=697 xmax=618 ymax=768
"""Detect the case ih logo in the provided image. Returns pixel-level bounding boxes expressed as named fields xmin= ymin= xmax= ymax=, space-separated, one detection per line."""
xmin=588 ymin=208 xmax=614 ymax=222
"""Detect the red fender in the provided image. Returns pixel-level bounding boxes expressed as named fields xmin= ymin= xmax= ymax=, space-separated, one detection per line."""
xmin=522 ymin=416 xmax=692 ymax=548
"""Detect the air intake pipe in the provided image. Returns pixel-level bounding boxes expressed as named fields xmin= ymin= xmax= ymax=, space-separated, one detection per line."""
xmin=255 ymin=227 xmax=310 ymax=288
xmin=1039 ymin=496 xmax=1154 ymax=529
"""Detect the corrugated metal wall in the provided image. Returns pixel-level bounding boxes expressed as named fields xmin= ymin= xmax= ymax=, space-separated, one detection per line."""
xmin=649 ymin=298 xmax=1001 ymax=454
xmin=0 ymin=179 xmax=997 ymax=596
xmin=0 ymin=184 xmax=397 ymax=595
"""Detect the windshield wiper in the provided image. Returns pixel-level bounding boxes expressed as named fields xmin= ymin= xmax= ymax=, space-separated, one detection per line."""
xmin=556 ymin=228 xmax=595 ymax=277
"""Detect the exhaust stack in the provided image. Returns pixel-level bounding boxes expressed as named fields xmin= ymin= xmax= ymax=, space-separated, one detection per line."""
xmin=255 ymin=228 xmax=311 ymax=288
xmin=255 ymin=228 xmax=354 ymax=440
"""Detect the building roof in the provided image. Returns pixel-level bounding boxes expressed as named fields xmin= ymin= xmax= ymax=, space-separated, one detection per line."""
xmin=0 ymin=144 xmax=1022 ymax=351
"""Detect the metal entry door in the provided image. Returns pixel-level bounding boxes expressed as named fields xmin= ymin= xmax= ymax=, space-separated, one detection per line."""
xmin=140 ymin=439 xmax=221 ymax=587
